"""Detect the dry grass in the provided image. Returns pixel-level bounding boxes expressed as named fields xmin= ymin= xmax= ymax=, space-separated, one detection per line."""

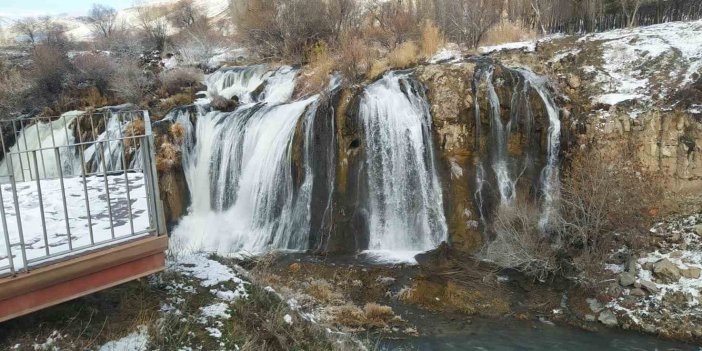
xmin=158 ymin=93 xmax=194 ymax=114
xmin=304 ymin=279 xmax=343 ymax=304
xmin=329 ymin=302 xmax=396 ymax=329
xmin=123 ymin=119 xmax=146 ymax=149
xmin=170 ymin=122 xmax=186 ymax=145
xmin=363 ymin=303 xmax=394 ymax=321
xmin=82 ymin=86 xmax=109 ymax=108
xmin=420 ymin=21 xmax=444 ymax=58
xmin=387 ymin=41 xmax=419 ymax=69
xmin=295 ymin=42 xmax=336 ymax=97
xmin=398 ymin=279 xmax=510 ymax=317
xmin=156 ymin=142 xmax=181 ymax=172
xmin=480 ymin=21 xmax=537 ymax=47
xmin=367 ymin=59 xmax=390 ymax=81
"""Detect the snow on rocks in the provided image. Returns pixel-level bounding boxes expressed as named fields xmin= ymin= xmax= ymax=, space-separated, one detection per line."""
xmin=479 ymin=41 xmax=537 ymax=54
xmin=98 ymin=326 xmax=149 ymax=351
xmin=604 ymin=213 xmax=702 ymax=337
xmin=479 ymin=34 xmax=565 ymax=54
xmin=428 ymin=47 xmax=462 ymax=64
xmin=578 ymin=20 xmax=702 ymax=108
xmin=169 ymin=253 xmax=248 ymax=289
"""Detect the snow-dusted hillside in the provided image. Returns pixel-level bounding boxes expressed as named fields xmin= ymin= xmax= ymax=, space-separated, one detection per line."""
xmin=1 ymin=0 xmax=231 ymax=44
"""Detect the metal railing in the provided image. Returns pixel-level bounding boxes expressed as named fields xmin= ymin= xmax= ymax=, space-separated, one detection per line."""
xmin=0 ymin=110 xmax=165 ymax=277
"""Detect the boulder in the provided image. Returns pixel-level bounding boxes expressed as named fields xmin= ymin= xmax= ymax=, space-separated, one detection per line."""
xmin=695 ymin=224 xmax=702 ymax=236
xmin=598 ymin=310 xmax=618 ymax=327
xmin=639 ymin=280 xmax=659 ymax=294
xmin=653 ymin=258 xmax=682 ymax=283
xmin=682 ymin=267 xmax=701 ymax=279
xmin=630 ymin=288 xmax=647 ymax=297
xmin=619 ymin=272 xmax=636 ymax=287
xmin=567 ymin=74 xmax=581 ymax=89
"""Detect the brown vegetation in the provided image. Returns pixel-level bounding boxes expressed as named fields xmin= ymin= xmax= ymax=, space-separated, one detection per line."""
xmin=481 ymin=148 xmax=664 ymax=286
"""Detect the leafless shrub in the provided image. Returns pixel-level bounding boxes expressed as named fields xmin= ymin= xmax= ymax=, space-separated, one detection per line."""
xmin=551 ymin=149 xmax=663 ymax=285
xmin=31 ymin=44 xmax=73 ymax=100
xmin=73 ymin=53 xmax=116 ymax=95
xmin=480 ymin=202 xmax=559 ymax=281
xmin=14 ymin=16 xmax=72 ymax=50
xmin=135 ymin=3 xmax=170 ymax=50
xmin=158 ymin=67 xmax=203 ymax=95
xmin=481 ymin=148 xmax=663 ymax=285
xmin=232 ymin=0 xmax=337 ymax=62
xmin=337 ymin=36 xmax=375 ymax=84
xmin=110 ymin=61 xmax=155 ymax=103
xmin=86 ymin=4 xmax=118 ymax=39
xmin=0 ymin=62 xmax=30 ymax=116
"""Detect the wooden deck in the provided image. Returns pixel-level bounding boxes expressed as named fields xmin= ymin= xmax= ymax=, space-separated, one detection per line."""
xmin=0 ymin=235 xmax=167 ymax=322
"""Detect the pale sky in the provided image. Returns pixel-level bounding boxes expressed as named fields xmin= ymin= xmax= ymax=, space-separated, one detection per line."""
xmin=0 ymin=0 xmax=133 ymax=18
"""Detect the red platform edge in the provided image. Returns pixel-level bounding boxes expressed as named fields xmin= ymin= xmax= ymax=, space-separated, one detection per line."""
xmin=0 ymin=235 xmax=167 ymax=322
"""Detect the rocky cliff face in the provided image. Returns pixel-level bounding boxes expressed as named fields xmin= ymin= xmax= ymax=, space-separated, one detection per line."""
xmin=487 ymin=22 xmax=702 ymax=206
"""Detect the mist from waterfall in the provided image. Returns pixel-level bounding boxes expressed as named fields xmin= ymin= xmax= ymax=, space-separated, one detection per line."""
xmin=359 ymin=71 xmax=448 ymax=260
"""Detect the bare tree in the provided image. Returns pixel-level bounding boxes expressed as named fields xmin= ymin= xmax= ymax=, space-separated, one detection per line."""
xmin=619 ymin=0 xmax=642 ymax=27
xmin=169 ymin=0 xmax=202 ymax=30
xmin=12 ymin=17 xmax=41 ymax=46
xmin=135 ymin=3 xmax=170 ymax=50
xmin=86 ymin=4 xmax=119 ymax=39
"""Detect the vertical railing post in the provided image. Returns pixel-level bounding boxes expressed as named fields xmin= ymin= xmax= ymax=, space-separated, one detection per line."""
xmin=55 ymin=148 xmax=72 ymax=251
xmin=77 ymin=123 xmax=95 ymax=246
xmin=6 ymin=154 xmax=28 ymax=272
xmin=99 ymin=142 xmax=116 ymax=239
xmin=32 ymin=151 xmax=49 ymax=257
xmin=0 ymin=179 xmax=15 ymax=276
xmin=142 ymin=111 xmax=165 ymax=236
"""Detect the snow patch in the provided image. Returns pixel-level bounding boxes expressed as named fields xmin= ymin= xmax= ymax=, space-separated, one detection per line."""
xmin=99 ymin=326 xmax=149 ymax=351
xmin=200 ymin=302 xmax=231 ymax=320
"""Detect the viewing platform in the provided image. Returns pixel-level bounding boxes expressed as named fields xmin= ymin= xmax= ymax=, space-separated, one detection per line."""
xmin=0 ymin=110 xmax=167 ymax=322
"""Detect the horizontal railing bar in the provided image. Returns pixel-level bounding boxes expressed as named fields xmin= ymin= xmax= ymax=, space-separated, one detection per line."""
xmin=0 ymin=170 xmax=148 ymax=184
xmin=0 ymin=110 xmax=149 ymax=123
xmin=5 ymin=135 xmax=151 ymax=155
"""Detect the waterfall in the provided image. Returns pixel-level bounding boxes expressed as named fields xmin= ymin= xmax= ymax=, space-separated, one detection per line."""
xmin=206 ymin=64 xmax=269 ymax=102
xmin=0 ymin=111 xmax=82 ymax=181
xmin=472 ymin=62 xmax=561 ymax=234
xmin=172 ymin=64 xmax=321 ymax=254
xmin=516 ymin=69 xmax=562 ymax=231
xmin=483 ymin=67 xmax=518 ymax=205
xmin=359 ymin=71 xmax=448 ymax=258
xmin=206 ymin=64 xmax=297 ymax=104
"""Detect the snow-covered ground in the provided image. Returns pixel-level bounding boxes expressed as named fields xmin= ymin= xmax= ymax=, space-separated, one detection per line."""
xmin=0 ymin=174 xmax=150 ymax=274
xmin=98 ymin=326 xmax=150 ymax=351
xmin=578 ymin=20 xmax=702 ymax=107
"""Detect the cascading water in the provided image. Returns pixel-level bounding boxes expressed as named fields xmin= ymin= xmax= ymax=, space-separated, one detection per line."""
xmin=359 ymin=71 xmax=448 ymax=258
xmin=0 ymin=112 xmax=82 ymax=181
xmin=206 ymin=65 xmax=297 ymax=104
xmin=516 ymin=69 xmax=562 ymax=231
xmin=472 ymin=62 xmax=561 ymax=233
xmin=172 ymin=64 xmax=321 ymax=254
xmin=206 ymin=64 xmax=269 ymax=102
